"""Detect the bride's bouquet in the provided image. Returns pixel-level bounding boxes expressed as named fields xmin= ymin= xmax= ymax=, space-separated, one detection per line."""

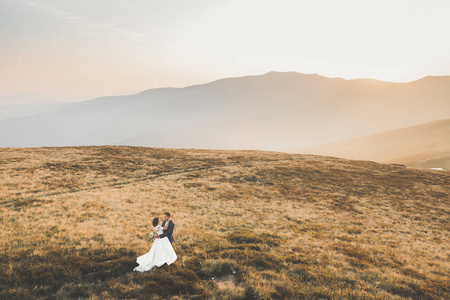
xmin=149 ymin=231 xmax=154 ymax=239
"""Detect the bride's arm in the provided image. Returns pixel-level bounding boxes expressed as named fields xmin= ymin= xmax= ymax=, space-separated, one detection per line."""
xmin=155 ymin=225 xmax=165 ymax=238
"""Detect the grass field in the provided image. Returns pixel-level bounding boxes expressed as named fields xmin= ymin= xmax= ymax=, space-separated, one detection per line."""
xmin=0 ymin=146 xmax=449 ymax=299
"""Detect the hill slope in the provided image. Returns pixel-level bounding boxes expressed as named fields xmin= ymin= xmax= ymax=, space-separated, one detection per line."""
xmin=0 ymin=146 xmax=448 ymax=299
xmin=300 ymin=119 xmax=450 ymax=170
xmin=1 ymin=72 xmax=449 ymax=151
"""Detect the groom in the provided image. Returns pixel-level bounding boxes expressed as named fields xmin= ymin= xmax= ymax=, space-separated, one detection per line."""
xmin=156 ymin=212 xmax=175 ymax=244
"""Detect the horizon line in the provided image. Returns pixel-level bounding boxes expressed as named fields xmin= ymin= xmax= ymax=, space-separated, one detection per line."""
xmin=1 ymin=71 xmax=449 ymax=105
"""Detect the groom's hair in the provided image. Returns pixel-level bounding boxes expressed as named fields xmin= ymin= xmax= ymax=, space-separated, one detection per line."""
xmin=164 ymin=212 xmax=171 ymax=217
xmin=152 ymin=217 xmax=159 ymax=227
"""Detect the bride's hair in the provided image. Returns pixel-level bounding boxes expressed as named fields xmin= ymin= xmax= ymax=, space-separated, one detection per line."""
xmin=152 ymin=217 xmax=159 ymax=227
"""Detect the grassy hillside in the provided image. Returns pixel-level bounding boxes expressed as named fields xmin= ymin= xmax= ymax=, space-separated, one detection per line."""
xmin=0 ymin=146 xmax=449 ymax=299
xmin=300 ymin=119 xmax=450 ymax=170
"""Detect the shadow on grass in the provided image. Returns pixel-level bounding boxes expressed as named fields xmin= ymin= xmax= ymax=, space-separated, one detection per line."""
xmin=0 ymin=247 xmax=203 ymax=299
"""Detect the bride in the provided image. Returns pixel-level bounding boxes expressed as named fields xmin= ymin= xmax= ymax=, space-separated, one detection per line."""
xmin=133 ymin=217 xmax=177 ymax=272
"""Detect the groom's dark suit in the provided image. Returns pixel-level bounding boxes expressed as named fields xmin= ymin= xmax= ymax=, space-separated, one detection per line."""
xmin=160 ymin=219 xmax=175 ymax=244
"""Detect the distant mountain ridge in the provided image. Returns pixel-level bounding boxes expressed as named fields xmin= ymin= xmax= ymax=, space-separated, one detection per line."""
xmin=300 ymin=119 xmax=450 ymax=170
xmin=0 ymin=71 xmax=449 ymax=151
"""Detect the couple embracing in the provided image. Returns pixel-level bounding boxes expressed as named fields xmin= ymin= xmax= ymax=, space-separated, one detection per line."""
xmin=133 ymin=212 xmax=177 ymax=272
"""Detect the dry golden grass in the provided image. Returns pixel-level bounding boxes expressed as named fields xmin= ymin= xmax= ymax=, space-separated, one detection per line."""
xmin=0 ymin=146 xmax=449 ymax=299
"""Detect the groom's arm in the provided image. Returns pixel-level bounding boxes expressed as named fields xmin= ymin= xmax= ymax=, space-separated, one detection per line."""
xmin=158 ymin=221 xmax=174 ymax=239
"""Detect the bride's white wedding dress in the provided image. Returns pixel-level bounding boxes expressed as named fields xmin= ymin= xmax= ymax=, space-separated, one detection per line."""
xmin=133 ymin=225 xmax=177 ymax=272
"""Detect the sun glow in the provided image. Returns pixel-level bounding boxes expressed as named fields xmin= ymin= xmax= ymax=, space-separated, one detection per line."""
xmin=0 ymin=0 xmax=449 ymax=99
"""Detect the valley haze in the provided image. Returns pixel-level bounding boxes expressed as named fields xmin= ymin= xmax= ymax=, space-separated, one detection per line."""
xmin=1 ymin=71 xmax=449 ymax=154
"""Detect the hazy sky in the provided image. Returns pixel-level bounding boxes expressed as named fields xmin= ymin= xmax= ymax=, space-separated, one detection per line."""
xmin=1 ymin=0 xmax=450 ymax=102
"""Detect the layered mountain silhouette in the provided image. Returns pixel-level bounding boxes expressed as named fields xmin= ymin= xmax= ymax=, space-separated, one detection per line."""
xmin=1 ymin=71 xmax=449 ymax=152
xmin=300 ymin=119 xmax=450 ymax=169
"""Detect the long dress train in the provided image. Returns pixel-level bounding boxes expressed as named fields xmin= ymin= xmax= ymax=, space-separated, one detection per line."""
xmin=133 ymin=225 xmax=177 ymax=272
